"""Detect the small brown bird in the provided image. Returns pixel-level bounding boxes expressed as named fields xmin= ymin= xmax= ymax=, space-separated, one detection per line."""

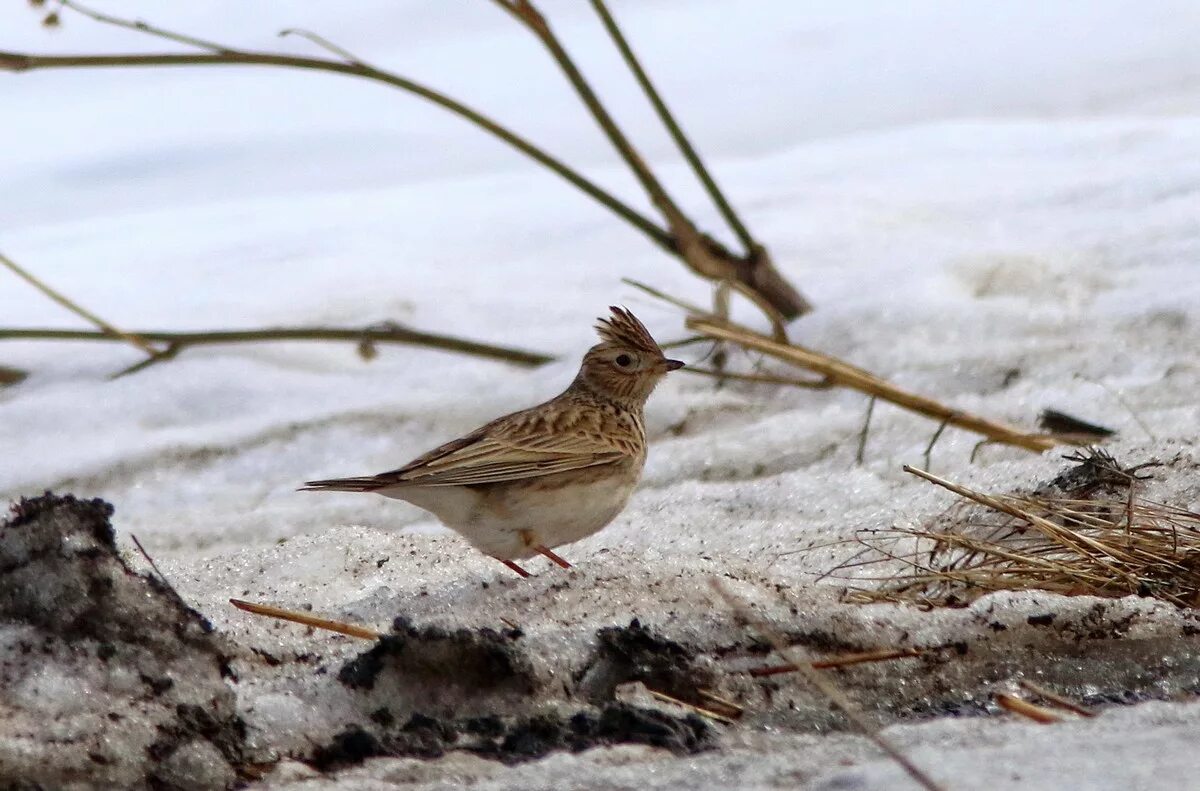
xmin=302 ymin=307 xmax=683 ymax=577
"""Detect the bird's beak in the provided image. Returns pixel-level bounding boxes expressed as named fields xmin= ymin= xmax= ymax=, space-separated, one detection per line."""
xmin=663 ymin=358 xmax=685 ymax=372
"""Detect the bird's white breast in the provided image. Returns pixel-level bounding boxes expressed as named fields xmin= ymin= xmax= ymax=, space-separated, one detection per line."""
xmin=379 ymin=463 xmax=639 ymax=560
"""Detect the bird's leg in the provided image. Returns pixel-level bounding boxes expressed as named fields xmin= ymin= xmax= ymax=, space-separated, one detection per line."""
xmin=496 ymin=557 xmax=531 ymax=578
xmin=518 ymin=529 xmax=572 ymax=569
xmin=534 ymin=545 xmax=572 ymax=569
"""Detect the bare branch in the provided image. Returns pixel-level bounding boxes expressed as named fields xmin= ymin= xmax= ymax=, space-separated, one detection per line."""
xmin=5 ymin=1 xmax=812 ymax=320
xmin=690 ymin=315 xmax=1061 ymax=453
xmin=0 ymin=252 xmax=160 ymax=358
xmin=589 ymin=0 xmax=755 ymax=253
xmin=0 ymin=324 xmax=556 ymax=373
xmin=491 ymin=0 xmax=811 ymax=319
xmin=278 ymin=28 xmax=368 ymax=66
xmin=60 ymin=0 xmax=233 ymax=53
xmin=0 ymin=48 xmax=672 ymax=255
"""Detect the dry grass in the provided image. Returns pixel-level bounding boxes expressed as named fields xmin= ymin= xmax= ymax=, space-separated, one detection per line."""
xmin=826 ymin=450 xmax=1200 ymax=609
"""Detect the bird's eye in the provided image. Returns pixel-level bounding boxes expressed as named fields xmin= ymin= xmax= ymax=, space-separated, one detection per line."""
xmin=615 ymin=354 xmax=632 ymax=367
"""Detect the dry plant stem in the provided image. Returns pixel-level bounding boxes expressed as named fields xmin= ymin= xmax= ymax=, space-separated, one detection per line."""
xmin=681 ymin=366 xmax=832 ymax=389
xmin=494 ymin=0 xmax=809 ymax=319
xmin=490 ymin=0 xmax=679 ymax=220
xmin=0 ymin=325 xmax=554 ymax=369
xmin=696 ymin=689 xmax=745 ymax=718
xmin=748 ymin=647 xmax=923 ymax=677
xmin=709 ymin=580 xmax=947 ymax=791
xmin=60 ymin=0 xmax=230 ymax=52
xmin=691 ymin=315 xmax=1060 ymax=453
xmin=229 ymin=599 xmax=381 ymax=641
xmin=589 ymin=0 xmax=754 ymax=252
xmin=857 ymin=396 xmax=876 ymax=465
xmin=6 ymin=2 xmax=811 ymax=320
xmin=130 ymin=534 xmax=168 ymax=584
xmin=922 ymin=417 xmax=951 ymax=472
xmin=646 ymin=690 xmax=738 ymax=725
xmin=0 ymin=252 xmax=159 ymax=358
xmin=1017 ymin=680 xmax=1094 ymax=718
xmin=0 ymin=49 xmax=666 ymax=257
xmin=993 ymin=694 xmax=1061 ymax=724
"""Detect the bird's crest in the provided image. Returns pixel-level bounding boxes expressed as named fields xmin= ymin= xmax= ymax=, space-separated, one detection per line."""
xmin=594 ymin=306 xmax=662 ymax=354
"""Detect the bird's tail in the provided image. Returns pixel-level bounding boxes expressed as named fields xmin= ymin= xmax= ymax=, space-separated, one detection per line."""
xmin=299 ymin=476 xmax=385 ymax=493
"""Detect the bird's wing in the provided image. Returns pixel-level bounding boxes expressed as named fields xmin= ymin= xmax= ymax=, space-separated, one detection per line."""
xmin=359 ymin=404 xmax=640 ymax=488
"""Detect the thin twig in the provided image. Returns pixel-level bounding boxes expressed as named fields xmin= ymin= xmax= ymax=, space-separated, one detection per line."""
xmin=857 ymin=396 xmax=876 ymax=465
xmin=491 ymin=0 xmax=686 ymax=229
xmin=691 ymin=315 xmax=1060 ymax=453
xmin=646 ymin=689 xmax=738 ymax=725
xmin=0 ymin=252 xmax=160 ymax=358
xmin=130 ymin=534 xmax=169 ymax=584
xmin=922 ymin=418 xmax=951 ymax=472
xmin=748 ymin=647 xmax=922 ymax=677
xmin=493 ymin=0 xmax=809 ymax=319
xmin=709 ymin=580 xmax=947 ymax=791
xmin=994 ymin=693 xmax=1061 ymax=724
xmin=0 ymin=51 xmax=670 ymax=256
xmin=622 ymin=278 xmax=709 ymax=316
xmin=279 ymin=28 xmax=369 ymax=67
xmin=230 ymin=599 xmax=381 ymax=641
xmin=696 ymin=689 xmax=745 ymax=718
xmin=1017 ymin=680 xmax=1094 ymax=718
xmin=0 ymin=324 xmax=554 ymax=370
xmin=7 ymin=2 xmax=810 ymax=320
xmin=590 ymin=0 xmax=755 ymax=253
xmin=60 ymin=0 xmax=231 ymax=53
xmin=681 ymin=366 xmax=832 ymax=389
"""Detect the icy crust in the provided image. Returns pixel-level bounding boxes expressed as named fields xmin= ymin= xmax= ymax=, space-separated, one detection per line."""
xmin=0 ymin=494 xmax=244 ymax=790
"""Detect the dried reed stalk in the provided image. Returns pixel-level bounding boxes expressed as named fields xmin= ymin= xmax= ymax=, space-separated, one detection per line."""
xmin=230 ymin=599 xmax=381 ymax=640
xmin=2 ymin=324 xmax=554 ymax=377
xmin=626 ymin=277 xmax=1068 ymax=455
xmin=688 ymin=315 xmax=1060 ymax=453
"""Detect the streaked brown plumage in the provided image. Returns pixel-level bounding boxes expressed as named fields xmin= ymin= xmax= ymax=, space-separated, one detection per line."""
xmin=303 ymin=307 xmax=683 ymax=576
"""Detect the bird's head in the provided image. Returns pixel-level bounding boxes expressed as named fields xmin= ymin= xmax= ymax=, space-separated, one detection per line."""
xmin=574 ymin=306 xmax=683 ymax=407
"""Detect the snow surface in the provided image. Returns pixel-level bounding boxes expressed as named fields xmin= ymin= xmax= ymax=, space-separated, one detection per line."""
xmin=3 ymin=1 xmax=1200 ymax=789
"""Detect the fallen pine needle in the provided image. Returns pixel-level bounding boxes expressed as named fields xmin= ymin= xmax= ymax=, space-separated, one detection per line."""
xmin=1018 ymin=680 xmax=1094 ymax=718
xmin=697 ymin=688 xmax=746 ymax=719
xmin=994 ymin=693 xmax=1061 ymax=724
xmin=230 ymin=598 xmax=381 ymax=640
xmin=749 ymin=647 xmax=923 ymax=676
xmin=647 ymin=689 xmax=738 ymax=725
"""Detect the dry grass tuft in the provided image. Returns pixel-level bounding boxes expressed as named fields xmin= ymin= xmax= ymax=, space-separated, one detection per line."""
xmin=827 ymin=449 xmax=1200 ymax=609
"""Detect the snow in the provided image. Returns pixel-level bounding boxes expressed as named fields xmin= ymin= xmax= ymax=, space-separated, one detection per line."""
xmin=3 ymin=1 xmax=1200 ymax=789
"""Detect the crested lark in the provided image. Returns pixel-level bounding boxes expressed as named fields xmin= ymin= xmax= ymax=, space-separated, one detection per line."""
xmin=302 ymin=307 xmax=683 ymax=577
